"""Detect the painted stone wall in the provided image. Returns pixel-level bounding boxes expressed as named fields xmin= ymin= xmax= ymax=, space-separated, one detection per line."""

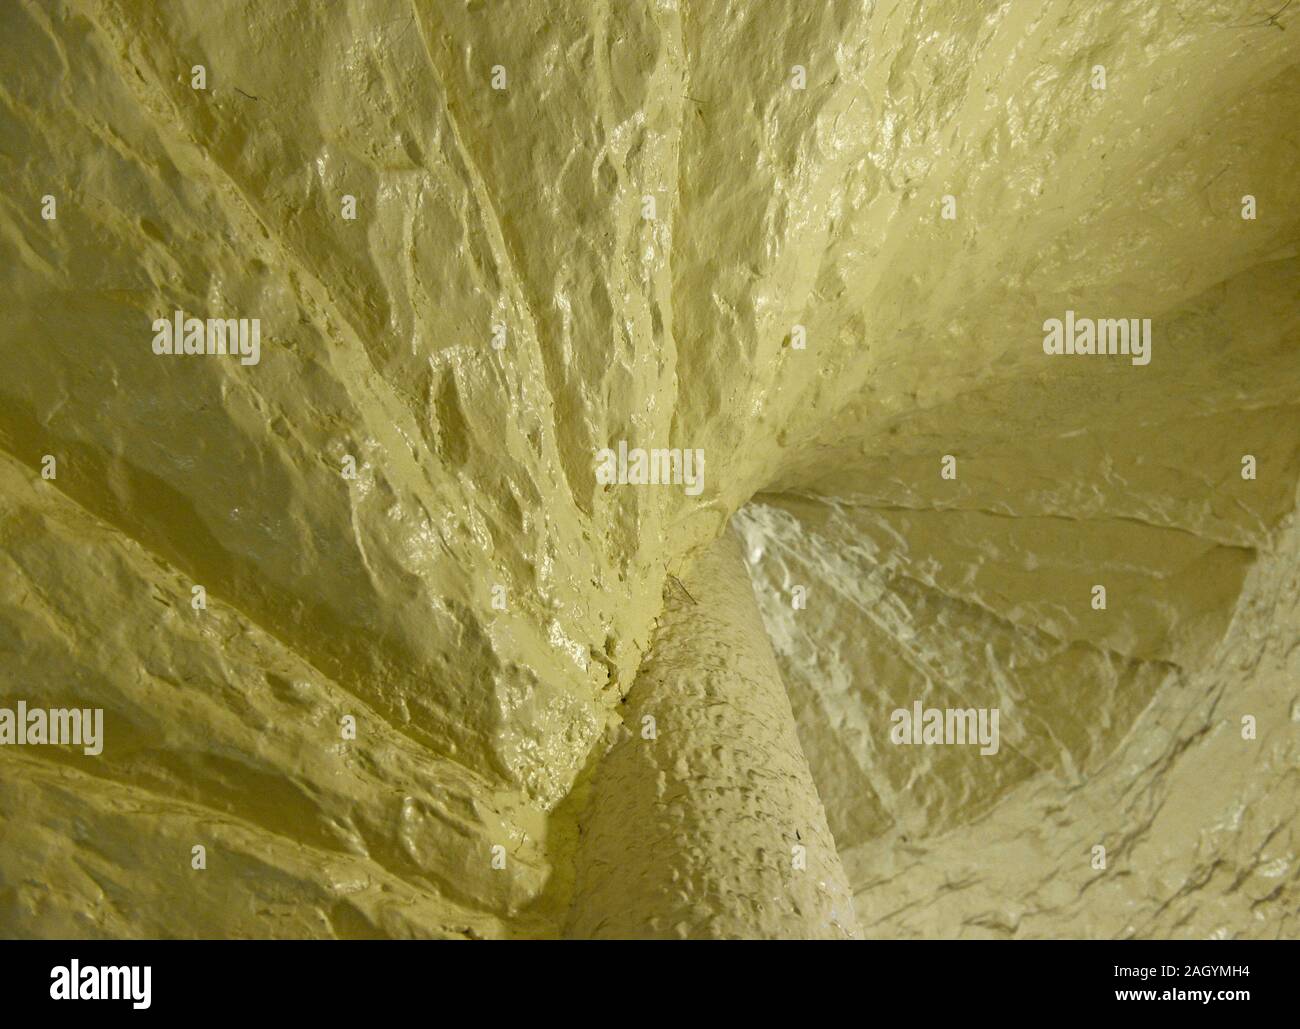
xmin=0 ymin=0 xmax=1297 ymax=938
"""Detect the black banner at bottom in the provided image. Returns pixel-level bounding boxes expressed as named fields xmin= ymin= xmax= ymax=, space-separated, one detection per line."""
xmin=0 ymin=939 xmax=1285 ymax=1015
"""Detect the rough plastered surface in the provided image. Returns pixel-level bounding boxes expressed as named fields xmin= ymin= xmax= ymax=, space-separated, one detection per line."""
xmin=566 ymin=530 xmax=855 ymax=939
xmin=736 ymin=487 xmax=1300 ymax=938
xmin=0 ymin=0 xmax=1297 ymax=938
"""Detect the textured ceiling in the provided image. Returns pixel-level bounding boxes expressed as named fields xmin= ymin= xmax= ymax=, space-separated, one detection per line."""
xmin=1 ymin=0 xmax=1297 ymax=938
